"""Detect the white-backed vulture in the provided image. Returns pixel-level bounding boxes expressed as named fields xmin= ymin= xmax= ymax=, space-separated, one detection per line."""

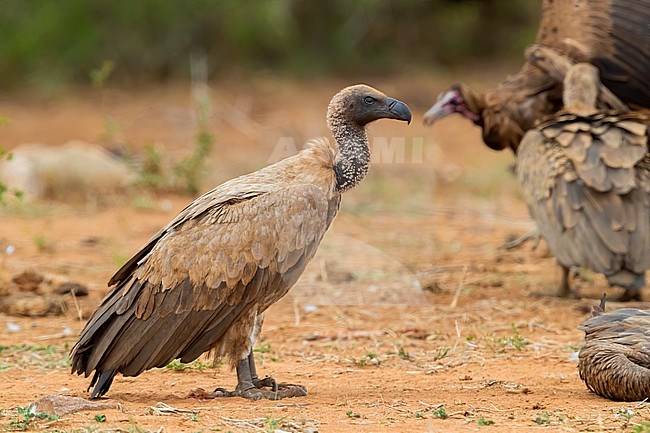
xmin=516 ymin=63 xmax=649 ymax=300
xmin=578 ymin=295 xmax=650 ymax=401
xmin=70 ymin=85 xmax=412 ymax=400
xmin=423 ymin=0 xmax=649 ymax=154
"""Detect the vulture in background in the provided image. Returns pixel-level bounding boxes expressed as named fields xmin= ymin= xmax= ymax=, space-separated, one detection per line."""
xmin=578 ymin=295 xmax=650 ymax=401
xmin=516 ymin=63 xmax=649 ymax=300
xmin=423 ymin=0 xmax=649 ymax=154
xmin=70 ymin=85 xmax=412 ymax=400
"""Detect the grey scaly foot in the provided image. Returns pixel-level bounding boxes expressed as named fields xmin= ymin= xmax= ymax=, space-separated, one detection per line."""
xmin=188 ymin=352 xmax=307 ymax=400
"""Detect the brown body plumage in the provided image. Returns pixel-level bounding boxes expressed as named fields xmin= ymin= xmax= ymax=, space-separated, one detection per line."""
xmin=423 ymin=0 xmax=649 ymax=153
xmin=516 ymin=63 xmax=649 ymax=300
xmin=70 ymin=85 xmax=412 ymax=400
xmin=578 ymin=296 xmax=650 ymax=401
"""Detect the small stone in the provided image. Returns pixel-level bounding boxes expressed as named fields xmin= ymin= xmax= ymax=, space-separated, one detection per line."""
xmin=6 ymin=322 xmax=21 ymax=333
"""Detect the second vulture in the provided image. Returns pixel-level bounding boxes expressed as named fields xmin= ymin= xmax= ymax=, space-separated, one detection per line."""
xmin=516 ymin=63 xmax=649 ymax=300
xmin=423 ymin=0 xmax=649 ymax=154
xmin=70 ymin=84 xmax=412 ymax=400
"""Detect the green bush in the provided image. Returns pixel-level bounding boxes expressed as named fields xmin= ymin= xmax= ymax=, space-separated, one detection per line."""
xmin=0 ymin=0 xmax=540 ymax=89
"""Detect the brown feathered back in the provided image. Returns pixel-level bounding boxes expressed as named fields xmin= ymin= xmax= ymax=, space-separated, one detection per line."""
xmin=516 ymin=63 xmax=650 ymax=298
xmin=578 ymin=298 xmax=650 ymax=401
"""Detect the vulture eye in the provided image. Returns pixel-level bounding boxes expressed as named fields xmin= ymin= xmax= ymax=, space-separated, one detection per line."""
xmin=363 ymin=96 xmax=375 ymax=105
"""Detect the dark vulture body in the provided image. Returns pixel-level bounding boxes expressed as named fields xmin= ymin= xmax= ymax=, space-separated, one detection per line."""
xmin=578 ymin=296 xmax=650 ymax=401
xmin=70 ymin=85 xmax=412 ymax=400
xmin=516 ymin=64 xmax=649 ymax=300
xmin=423 ymin=0 xmax=649 ymax=154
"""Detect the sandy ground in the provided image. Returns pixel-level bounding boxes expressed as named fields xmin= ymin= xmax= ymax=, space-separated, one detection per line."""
xmin=0 ymin=76 xmax=648 ymax=433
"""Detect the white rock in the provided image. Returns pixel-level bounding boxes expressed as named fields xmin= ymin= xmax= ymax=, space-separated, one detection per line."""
xmin=6 ymin=322 xmax=21 ymax=333
xmin=0 ymin=141 xmax=136 ymax=202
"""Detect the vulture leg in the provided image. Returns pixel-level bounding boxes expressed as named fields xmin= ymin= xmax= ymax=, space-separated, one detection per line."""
xmin=556 ymin=264 xmax=578 ymax=299
xmin=249 ymin=351 xmax=277 ymax=391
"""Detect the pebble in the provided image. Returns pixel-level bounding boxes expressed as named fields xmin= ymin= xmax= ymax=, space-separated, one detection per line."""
xmin=6 ymin=322 xmax=21 ymax=333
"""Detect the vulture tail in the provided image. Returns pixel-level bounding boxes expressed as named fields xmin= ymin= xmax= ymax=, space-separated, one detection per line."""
xmin=89 ymin=369 xmax=116 ymax=399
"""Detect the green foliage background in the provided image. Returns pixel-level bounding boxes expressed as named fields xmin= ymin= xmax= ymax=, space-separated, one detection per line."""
xmin=0 ymin=0 xmax=540 ymax=89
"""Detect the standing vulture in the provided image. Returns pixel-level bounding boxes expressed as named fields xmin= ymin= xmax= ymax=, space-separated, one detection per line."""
xmin=516 ymin=63 xmax=649 ymax=300
xmin=578 ymin=295 xmax=650 ymax=401
xmin=70 ymin=85 xmax=412 ymax=400
xmin=423 ymin=0 xmax=649 ymax=154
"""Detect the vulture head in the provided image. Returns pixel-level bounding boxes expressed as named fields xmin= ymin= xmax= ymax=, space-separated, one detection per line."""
xmin=563 ymin=63 xmax=600 ymax=117
xmin=423 ymin=83 xmax=483 ymax=127
xmin=328 ymin=84 xmax=412 ymax=128
xmin=423 ymin=83 xmax=524 ymax=153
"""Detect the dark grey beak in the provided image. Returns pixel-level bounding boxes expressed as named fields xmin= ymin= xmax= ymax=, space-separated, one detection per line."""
xmin=386 ymin=97 xmax=412 ymax=124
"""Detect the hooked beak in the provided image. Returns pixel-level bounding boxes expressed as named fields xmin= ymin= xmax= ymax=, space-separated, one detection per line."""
xmin=423 ymin=102 xmax=455 ymax=127
xmin=386 ymin=97 xmax=412 ymax=124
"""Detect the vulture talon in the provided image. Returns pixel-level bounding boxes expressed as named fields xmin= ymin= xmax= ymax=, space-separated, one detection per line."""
xmin=252 ymin=375 xmax=277 ymax=391
xmin=212 ymin=387 xmax=231 ymax=396
xmin=188 ymin=387 xmax=227 ymax=399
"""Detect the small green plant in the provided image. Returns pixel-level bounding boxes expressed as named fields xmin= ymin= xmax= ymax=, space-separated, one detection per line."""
xmin=264 ymin=415 xmax=284 ymax=433
xmin=498 ymin=324 xmax=528 ymax=351
xmin=533 ymin=413 xmax=550 ymax=425
xmin=90 ymin=60 xmax=115 ymax=88
xmin=7 ymin=406 xmax=58 ymax=431
xmin=0 ymin=145 xmax=23 ymax=205
xmin=98 ymin=116 xmax=123 ymax=147
xmin=173 ymin=93 xmax=214 ymax=195
xmin=477 ymin=417 xmax=495 ymax=426
xmin=254 ymin=343 xmax=272 ymax=354
xmin=165 ymin=359 xmax=211 ymax=371
xmin=432 ymin=407 xmax=448 ymax=419
xmin=136 ymin=144 xmax=166 ymax=190
xmin=131 ymin=194 xmax=156 ymax=211
xmin=346 ymin=410 xmax=361 ymax=419
xmin=616 ymin=408 xmax=635 ymax=421
xmin=0 ymin=344 xmax=70 ymax=370
xmin=567 ymin=343 xmax=581 ymax=352
xmin=632 ymin=422 xmax=650 ymax=433
xmin=189 ymin=413 xmax=200 ymax=422
xmin=356 ymin=353 xmax=379 ymax=367
xmin=397 ymin=345 xmax=410 ymax=360
xmin=94 ymin=414 xmax=106 ymax=422
xmin=33 ymin=235 xmax=56 ymax=253
xmin=415 ymin=412 xmax=424 ymax=419
xmin=433 ymin=346 xmax=449 ymax=361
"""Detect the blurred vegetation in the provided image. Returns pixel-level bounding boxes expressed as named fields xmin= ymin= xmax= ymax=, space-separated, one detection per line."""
xmin=0 ymin=0 xmax=540 ymax=90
